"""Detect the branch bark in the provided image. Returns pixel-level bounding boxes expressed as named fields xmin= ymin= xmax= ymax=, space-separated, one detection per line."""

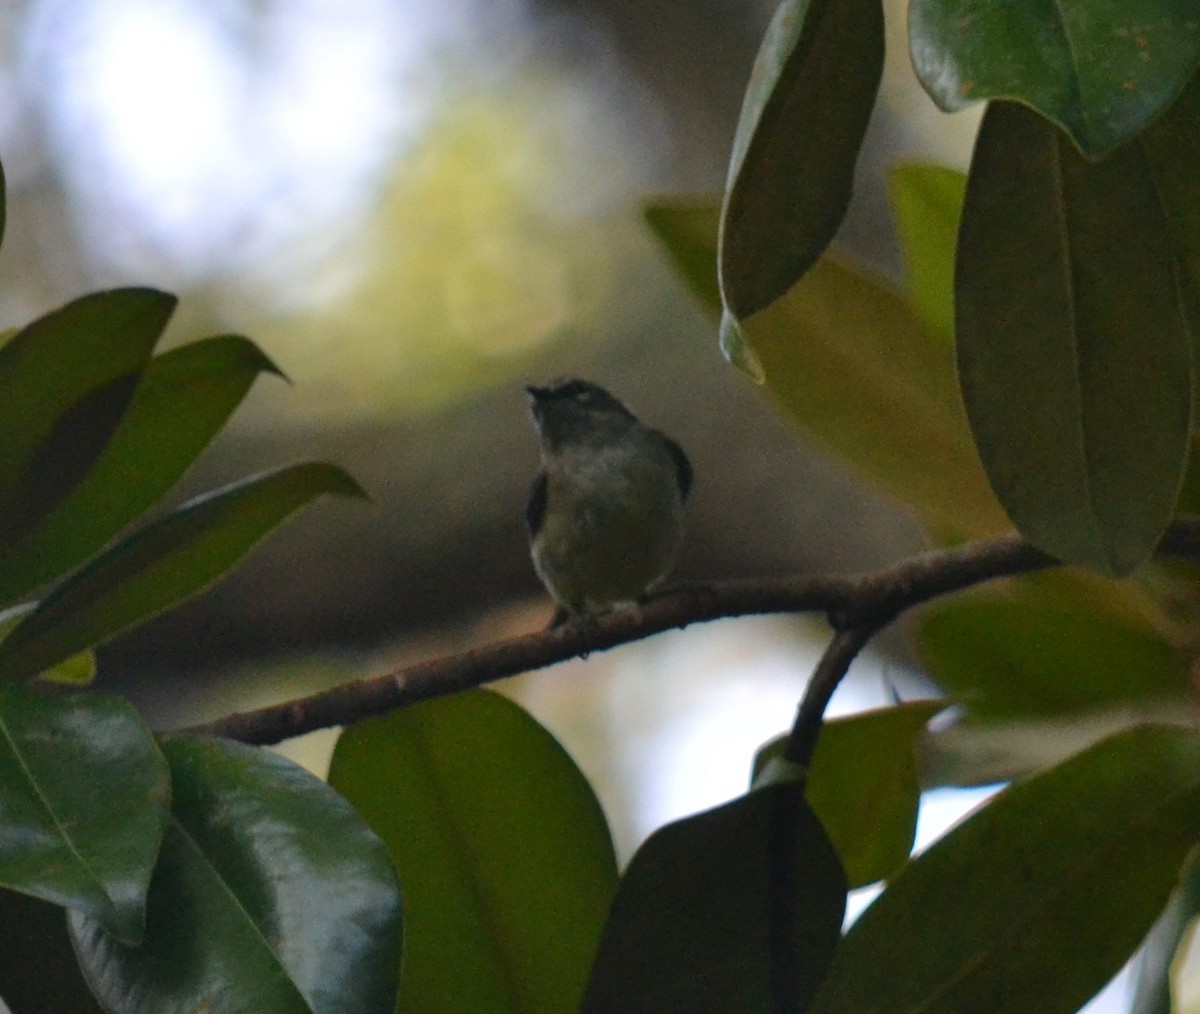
xmin=181 ymin=522 xmax=1200 ymax=749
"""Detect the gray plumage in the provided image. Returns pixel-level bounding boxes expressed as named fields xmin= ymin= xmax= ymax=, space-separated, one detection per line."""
xmin=526 ymin=379 xmax=691 ymax=618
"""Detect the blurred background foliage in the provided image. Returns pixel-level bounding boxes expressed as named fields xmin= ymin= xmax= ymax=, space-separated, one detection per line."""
xmin=0 ymin=0 xmax=990 ymax=877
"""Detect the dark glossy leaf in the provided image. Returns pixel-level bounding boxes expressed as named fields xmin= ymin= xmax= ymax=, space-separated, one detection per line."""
xmin=0 ymin=889 xmax=103 ymax=1013
xmin=644 ymin=199 xmax=722 ymax=317
xmin=0 ymin=335 xmax=283 ymax=608
xmin=1143 ymin=66 xmax=1200 ymax=300
xmin=909 ymin=0 xmax=1200 ymax=157
xmin=0 ymin=289 xmax=176 ymax=553
xmin=1144 ymin=71 xmax=1200 ymax=513
xmin=957 ymin=101 xmax=1192 ymax=576
xmin=718 ymin=309 xmax=767 ymax=381
xmin=329 ymin=689 xmax=617 ymax=1014
xmin=0 ymin=463 xmax=365 ymax=683
xmin=809 ymin=726 xmax=1200 ymax=1014
xmin=888 ymin=164 xmax=966 ymax=342
xmin=1131 ymin=849 xmax=1200 ymax=1014
xmin=753 ymin=702 xmax=945 ymax=888
xmin=0 ymin=289 xmax=174 ymax=489
xmin=0 ymin=685 xmax=168 ymax=944
xmin=720 ymin=0 xmax=883 ymax=323
xmin=0 ymin=603 xmax=95 ymax=685
xmin=914 ymin=575 xmax=1192 ymax=719
xmin=70 ymin=735 xmax=402 ymax=1014
xmin=583 ymin=779 xmax=845 ymax=1012
xmin=0 ymin=371 xmax=140 ymax=552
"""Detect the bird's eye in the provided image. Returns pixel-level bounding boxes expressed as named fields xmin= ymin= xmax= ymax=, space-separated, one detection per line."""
xmin=556 ymin=380 xmax=593 ymax=402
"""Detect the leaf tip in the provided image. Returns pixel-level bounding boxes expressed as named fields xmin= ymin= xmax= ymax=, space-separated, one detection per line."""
xmin=719 ymin=309 xmax=765 ymax=382
xmin=34 ymin=649 xmax=97 ymax=687
xmin=232 ymin=335 xmax=290 ymax=382
xmin=320 ymin=465 xmax=371 ymax=502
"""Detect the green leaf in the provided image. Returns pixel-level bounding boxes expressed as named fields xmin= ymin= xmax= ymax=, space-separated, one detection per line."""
xmin=719 ymin=0 xmax=884 ymax=321
xmin=644 ymin=199 xmax=722 ymax=317
xmin=914 ymin=576 xmax=1192 ymax=719
xmin=718 ymin=310 xmax=766 ymax=382
xmin=753 ymin=701 xmax=946 ymax=888
xmin=583 ymin=779 xmax=846 ymax=1012
xmin=1131 ymin=850 xmax=1200 ymax=1014
xmin=0 ymin=889 xmax=103 ymax=1013
xmin=0 ymin=685 xmax=168 ymax=944
xmin=0 ymin=289 xmax=176 ymax=549
xmin=36 ymin=649 xmax=96 ymax=686
xmin=1173 ymin=926 xmax=1200 ymax=1014
xmin=70 ymin=735 xmax=401 ymax=1014
xmin=919 ymin=704 xmax=1190 ymax=789
xmin=802 ymin=703 xmax=944 ymax=887
xmin=0 ymin=335 xmax=283 ymax=608
xmin=1132 ymin=62 xmax=1200 ymax=513
xmin=909 ymin=0 xmax=1200 ymax=158
xmin=644 ymin=198 xmax=767 ymax=378
xmin=0 ymin=372 xmax=144 ymax=553
xmin=328 ymin=689 xmax=617 ymax=1014
xmin=646 ymin=197 xmax=1008 ymax=537
xmin=888 ymin=164 xmax=966 ymax=343
xmin=0 ymin=603 xmax=94 ymax=685
xmin=956 ymin=101 xmax=1192 ymax=576
xmin=1143 ymin=70 xmax=1200 ymax=511
xmin=1143 ymin=66 xmax=1200 ymax=296
xmin=750 ymin=252 xmax=1009 ymax=538
xmin=0 ymin=463 xmax=365 ymax=683
xmin=809 ymin=725 xmax=1200 ymax=1014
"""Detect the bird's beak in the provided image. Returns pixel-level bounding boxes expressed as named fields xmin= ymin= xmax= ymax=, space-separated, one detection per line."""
xmin=523 ymin=386 xmax=547 ymax=422
xmin=525 ymin=386 xmax=550 ymax=419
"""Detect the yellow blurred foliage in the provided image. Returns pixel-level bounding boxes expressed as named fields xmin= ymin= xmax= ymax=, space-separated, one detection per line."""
xmin=242 ymin=77 xmax=632 ymax=428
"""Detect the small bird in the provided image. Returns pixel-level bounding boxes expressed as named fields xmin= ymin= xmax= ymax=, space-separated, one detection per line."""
xmin=525 ymin=379 xmax=692 ymax=624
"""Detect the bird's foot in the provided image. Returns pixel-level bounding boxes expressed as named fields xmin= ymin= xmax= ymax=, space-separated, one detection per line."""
xmin=545 ymin=605 xmax=572 ymax=630
xmin=542 ymin=605 xmax=597 ymax=657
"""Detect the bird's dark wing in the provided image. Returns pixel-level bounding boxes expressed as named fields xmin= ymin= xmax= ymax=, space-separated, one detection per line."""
xmin=665 ymin=437 xmax=693 ymax=501
xmin=525 ymin=469 xmax=548 ymax=535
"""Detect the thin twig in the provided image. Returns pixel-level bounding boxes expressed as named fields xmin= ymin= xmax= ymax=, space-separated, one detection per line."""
xmin=181 ymin=521 xmax=1200 ymax=746
xmin=784 ymin=625 xmax=880 ymax=769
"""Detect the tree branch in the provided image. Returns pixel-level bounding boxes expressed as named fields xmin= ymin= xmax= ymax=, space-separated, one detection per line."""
xmin=181 ymin=522 xmax=1200 ymax=747
xmin=784 ymin=625 xmax=879 ymax=770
